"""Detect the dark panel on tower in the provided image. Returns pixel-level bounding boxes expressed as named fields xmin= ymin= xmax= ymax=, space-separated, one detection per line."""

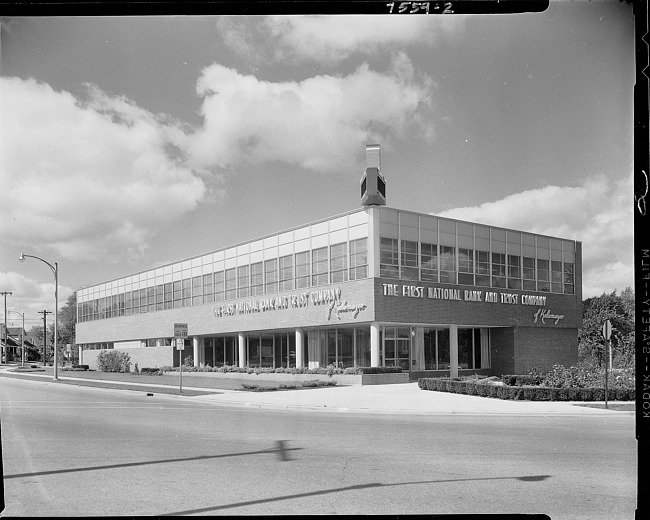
xmin=360 ymin=144 xmax=386 ymax=206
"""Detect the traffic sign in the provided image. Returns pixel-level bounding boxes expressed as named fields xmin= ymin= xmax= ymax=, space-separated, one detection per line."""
xmin=175 ymin=338 xmax=185 ymax=351
xmin=174 ymin=323 xmax=188 ymax=338
xmin=602 ymin=320 xmax=612 ymax=340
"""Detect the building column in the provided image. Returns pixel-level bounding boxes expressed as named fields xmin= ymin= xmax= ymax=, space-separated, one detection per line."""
xmin=193 ymin=337 xmax=200 ymax=367
xmin=295 ymin=328 xmax=304 ymax=368
xmin=413 ymin=327 xmax=424 ymax=370
xmin=307 ymin=333 xmax=319 ymax=369
xmin=370 ymin=322 xmax=380 ymax=367
xmin=78 ymin=345 xmax=83 ymax=365
xmin=449 ymin=324 xmax=459 ymax=378
xmin=238 ymin=333 xmax=246 ymax=368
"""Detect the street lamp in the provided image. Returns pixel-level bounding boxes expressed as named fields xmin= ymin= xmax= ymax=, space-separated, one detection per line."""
xmin=19 ymin=253 xmax=59 ymax=380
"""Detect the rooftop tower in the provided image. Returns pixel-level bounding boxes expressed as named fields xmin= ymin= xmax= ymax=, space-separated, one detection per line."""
xmin=360 ymin=144 xmax=386 ymax=206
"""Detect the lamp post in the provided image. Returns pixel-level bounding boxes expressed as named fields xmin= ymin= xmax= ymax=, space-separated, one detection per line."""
xmin=19 ymin=253 xmax=59 ymax=380
xmin=7 ymin=310 xmax=25 ymax=367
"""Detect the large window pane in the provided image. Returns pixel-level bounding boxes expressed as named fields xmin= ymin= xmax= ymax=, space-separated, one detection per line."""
xmin=339 ymin=329 xmax=354 ymax=368
xmin=355 ymin=328 xmax=371 ymax=367
xmin=437 ymin=329 xmax=450 ymax=369
xmin=401 ymin=240 xmax=419 ymax=281
xmin=164 ymin=282 xmax=173 ymax=309
xmin=312 ymin=247 xmax=328 ymax=286
xmin=507 ymin=255 xmax=521 ymax=290
xmin=458 ymin=328 xmax=473 ymax=369
xmin=296 ymin=251 xmax=310 ymax=288
xmin=458 ymin=248 xmax=474 ymax=285
xmin=264 ymin=259 xmax=278 ymax=294
xmin=214 ymin=271 xmax=224 ymax=302
xmin=350 ymin=238 xmax=368 ymax=280
xmin=237 ymin=266 xmax=250 ymax=298
xmin=279 ymin=255 xmax=294 ymax=291
xmin=225 ymin=268 xmax=237 ymax=300
xmin=250 ymin=262 xmax=264 ymax=296
xmin=551 ymin=260 xmax=563 ymax=293
xmin=439 ymin=246 xmax=456 ymax=284
xmin=421 ymin=242 xmax=438 ymax=282
xmin=380 ymin=237 xmax=399 ymax=278
xmin=192 ymin=276 xmax=202 ymax=305
xmin=202 ymin=274 xmax=213 ymax=304
xmin=330 ymin=243 xmax=348 ymax=283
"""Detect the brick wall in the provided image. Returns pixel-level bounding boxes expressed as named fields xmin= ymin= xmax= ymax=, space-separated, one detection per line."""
xmin=513 ymin=327 xmax=579 ymax=374
xmin=374 ymin=279 xmax=580 ymax=328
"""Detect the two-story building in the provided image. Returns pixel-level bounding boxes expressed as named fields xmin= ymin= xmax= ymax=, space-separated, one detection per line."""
xmin=76 ymin=145 xmax=581 ymax=378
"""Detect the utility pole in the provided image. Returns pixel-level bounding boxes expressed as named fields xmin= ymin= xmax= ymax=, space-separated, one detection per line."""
xmin=1 ymin=291 xmax=13 ymax=364
xmin=38 ymin=310 xmax=52 ymax=366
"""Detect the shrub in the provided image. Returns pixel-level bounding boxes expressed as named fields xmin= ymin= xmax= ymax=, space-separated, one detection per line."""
xmin=96 ymin=350 xmax=131 ymax=373
xmin=417 ymin=376 xmax=635 ymax=401
xmin=140 ymin=367 xmax=162 ymax=375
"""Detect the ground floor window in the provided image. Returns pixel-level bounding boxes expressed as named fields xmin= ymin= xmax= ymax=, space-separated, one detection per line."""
xmin=203 ymin=336 xmax=238 ymax=367
xmin=423 ymin=328 xmax=450 ymax=370
xmin=307 ymin=327 xmax=368 ymax=368
xmin=196 ymin=325 xmax=489 ymax=370
xmin=423 ymin=327 xmax=490 ymax=370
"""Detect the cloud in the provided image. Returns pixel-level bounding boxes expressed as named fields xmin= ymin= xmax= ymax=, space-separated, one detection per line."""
xmin=189 ymin=56 xmax=435 ymax=172
xmin=0 ymin=77 xmax=206 ymax=262
xmin=0 ymin=271 xmax=74 ymax=316
xmin=218 ymin=15 xmax=465 ymax=64
xmin=438 ymin=174 xmax=634 ymax=298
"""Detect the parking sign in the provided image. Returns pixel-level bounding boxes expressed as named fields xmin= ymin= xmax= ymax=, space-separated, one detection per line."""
xmin=174 ymin=323 xmax=188 ymax=338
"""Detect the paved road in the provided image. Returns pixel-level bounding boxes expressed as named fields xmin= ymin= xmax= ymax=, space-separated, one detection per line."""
xmin=0 ymin=377 xmax=637 ymax=517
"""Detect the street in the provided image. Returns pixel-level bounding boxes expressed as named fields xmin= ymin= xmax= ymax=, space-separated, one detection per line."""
xmin=1 ymin=377 xmax=637 ymax=517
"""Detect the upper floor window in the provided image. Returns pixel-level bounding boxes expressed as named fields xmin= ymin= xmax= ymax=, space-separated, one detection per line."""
xmin=312 ymin=247 xmax=329 ymax=286
xmin=330 ymin=242 xmax=348 ymax=283
xmin=380 ymin=237 xmax=399 ymax=278
xmin=279 ymin=255 xmax=293 ymax=291
xmin=349 ymin=238 xmax=368 ymax=280
xmin=295 ymin=252 xmax=310 ymax=289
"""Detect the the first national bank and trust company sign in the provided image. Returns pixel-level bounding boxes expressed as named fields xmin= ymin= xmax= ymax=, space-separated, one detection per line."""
xmin=383 ymin=283 xmax=565 ymax=325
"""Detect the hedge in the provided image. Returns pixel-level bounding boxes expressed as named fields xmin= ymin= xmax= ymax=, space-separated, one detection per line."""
xmin=139 ymin=367 xmax=163 ymax=375
xmin=160 ymin=365 xmax=402 ymax=375
xmin=417 ymin=377 xmax=635 ymax=401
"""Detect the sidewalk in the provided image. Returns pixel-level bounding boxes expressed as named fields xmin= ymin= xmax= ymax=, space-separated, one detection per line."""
xmin=0 ymin=364 xmax=635 ymax=416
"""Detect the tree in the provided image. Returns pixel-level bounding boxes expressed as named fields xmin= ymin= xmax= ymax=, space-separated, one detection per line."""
xmin=27 ymin=325 xmax=45 ymax=363
xmin=578 ymin=288 xmax=635 ymax=368
xmin=58 ymin=292 xmax=77 ymax=347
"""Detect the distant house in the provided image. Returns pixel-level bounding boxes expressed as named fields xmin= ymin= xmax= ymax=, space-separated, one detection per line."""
xmin=1 ymin=325 xmax=39 ymax=362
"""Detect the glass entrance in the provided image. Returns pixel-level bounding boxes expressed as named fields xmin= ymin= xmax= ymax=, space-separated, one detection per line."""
xmin=383 ymin=326 xmax=411 ymax=370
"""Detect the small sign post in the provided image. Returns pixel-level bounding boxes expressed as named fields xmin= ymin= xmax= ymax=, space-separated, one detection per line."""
xmin=602 ymin=320 xmax=612 ymax=409
xmin=174 ymin=324 xmax=188 ymax=394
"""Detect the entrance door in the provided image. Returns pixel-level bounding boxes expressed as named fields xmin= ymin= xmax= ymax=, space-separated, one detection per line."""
xmin=384 ymin=326 xmax=411 ymax=370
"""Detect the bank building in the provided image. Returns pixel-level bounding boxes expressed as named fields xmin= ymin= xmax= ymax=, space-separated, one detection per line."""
xmin=76 ymin=145 xmax=581 ymax=378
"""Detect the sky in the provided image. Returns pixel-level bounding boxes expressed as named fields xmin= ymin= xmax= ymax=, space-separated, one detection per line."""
xmin=0 ymin=1 xmax=636 ymax=330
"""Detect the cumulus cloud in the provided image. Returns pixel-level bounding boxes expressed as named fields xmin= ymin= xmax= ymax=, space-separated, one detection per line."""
xmin=0 ymin=77 xmax=206 ymax=262
xmin=0 ymin=271 xmax=74 ymax=316
xmin=438 ymin=174 xmax=634 ymax=298
xmin=189 ymin=56 xmax=435 ymax=172
xmin=218 ymin=15 xmax=465 ymax=64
